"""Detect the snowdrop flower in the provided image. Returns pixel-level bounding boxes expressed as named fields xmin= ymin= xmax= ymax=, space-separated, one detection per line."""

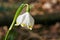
xmin=15 ymin=12 xmax=34 ymax=30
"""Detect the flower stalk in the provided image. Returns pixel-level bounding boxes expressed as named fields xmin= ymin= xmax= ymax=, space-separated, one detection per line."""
xmin=26 ymin=4 xmax=30 ymax=12
xmin=4 ymin=4 xmax=29 ymax=40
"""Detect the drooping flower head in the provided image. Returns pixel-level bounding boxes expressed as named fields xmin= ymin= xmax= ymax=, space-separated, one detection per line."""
xmin=15 ymin=12 xmax=34 ymax=30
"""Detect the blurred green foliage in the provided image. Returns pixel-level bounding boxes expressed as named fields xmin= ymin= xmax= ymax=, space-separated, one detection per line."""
xmin=2 ymin=29 xmax=18 ymax=40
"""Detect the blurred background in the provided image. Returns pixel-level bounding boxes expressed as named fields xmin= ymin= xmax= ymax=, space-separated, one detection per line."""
xmin=0 ymin=0 xmax=60 ymax=40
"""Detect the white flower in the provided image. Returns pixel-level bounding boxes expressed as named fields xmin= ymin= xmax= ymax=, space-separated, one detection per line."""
xmin=15 ymin=12 xmax=34 ymax=30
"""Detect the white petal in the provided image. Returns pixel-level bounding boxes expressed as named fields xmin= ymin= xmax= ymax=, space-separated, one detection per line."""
xmin=29 ymin=28 xmax=32 ymax=30
xmin=21 ymin=12 xmax=34 ymax=30
xmin=15 ymin=12 xmax=27 ymax=26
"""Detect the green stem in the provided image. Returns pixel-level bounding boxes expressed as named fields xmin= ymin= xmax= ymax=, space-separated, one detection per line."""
xmin=4 ymin=4 xmax=25 ymax=40
xmin=26 ymin=4 xmax=30 ymax=12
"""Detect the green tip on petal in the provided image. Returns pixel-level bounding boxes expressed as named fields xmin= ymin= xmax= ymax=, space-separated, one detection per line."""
xmin=21 ymin=24 xmax=26 ymax=27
